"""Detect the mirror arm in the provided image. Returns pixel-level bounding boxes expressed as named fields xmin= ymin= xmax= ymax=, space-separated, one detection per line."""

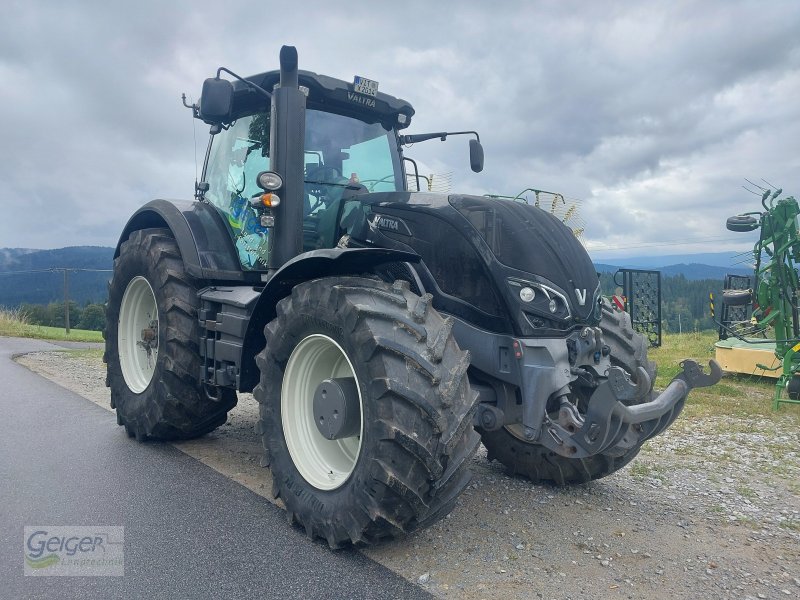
xmin=181 ymin=93 xmax=199 ymax=118
xmin=447 ymin=130 xmax=481 ymax=143
xmin=400 ymin=130 xmax=480 ymax=145
xmin=215 ymin=67 xmax=272 ymax=101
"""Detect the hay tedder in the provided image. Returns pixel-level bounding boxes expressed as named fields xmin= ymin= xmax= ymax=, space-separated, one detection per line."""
xmin=724 ymin=187 xmax=800 ymax=408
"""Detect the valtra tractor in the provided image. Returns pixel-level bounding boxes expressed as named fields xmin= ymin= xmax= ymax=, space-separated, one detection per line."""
xmin=105 ymin=46 xmax=720 ymax=547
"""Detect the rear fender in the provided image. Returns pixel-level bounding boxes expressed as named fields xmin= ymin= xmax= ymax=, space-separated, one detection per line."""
xmin=114 ymin=199 xmax=254 ymax=282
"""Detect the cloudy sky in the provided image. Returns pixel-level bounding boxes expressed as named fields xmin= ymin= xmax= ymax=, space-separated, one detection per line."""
xmin=1 ymin=0 xmax=798 ymax=262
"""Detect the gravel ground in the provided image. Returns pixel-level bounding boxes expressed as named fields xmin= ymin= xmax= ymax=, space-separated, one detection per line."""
xmin=16 ymin=349 xmax=800 ymax=600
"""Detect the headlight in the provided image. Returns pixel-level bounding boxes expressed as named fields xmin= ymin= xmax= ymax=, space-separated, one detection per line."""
xmin=507 ymin=278 xmax=571 ymax=319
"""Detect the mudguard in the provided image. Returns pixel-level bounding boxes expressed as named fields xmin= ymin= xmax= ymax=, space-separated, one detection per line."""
xmin=114 ymin=199 xmax=255 ymax=282
xmin=236 ymin=247 xmax=421 ymax=391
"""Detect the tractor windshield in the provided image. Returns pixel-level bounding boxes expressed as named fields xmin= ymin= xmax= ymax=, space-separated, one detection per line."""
xmin=203 ymin=109 xmax=403 ymax=269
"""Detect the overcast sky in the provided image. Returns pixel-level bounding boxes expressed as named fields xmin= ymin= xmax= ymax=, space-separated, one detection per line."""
xmin=1 ymin=0 xmax=798 ymax=262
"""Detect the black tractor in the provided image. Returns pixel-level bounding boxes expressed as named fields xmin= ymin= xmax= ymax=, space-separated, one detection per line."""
xmin=105 ymin=46 xmax=720 ymax=547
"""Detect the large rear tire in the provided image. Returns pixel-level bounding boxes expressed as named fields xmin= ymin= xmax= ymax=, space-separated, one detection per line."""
xmin=104 ymin=228 xmax=237 ymax=440
xmin=254 ymin=277 xmax=480 ymax=547
xmin=479 ymin=300 xmax=656 ymax=485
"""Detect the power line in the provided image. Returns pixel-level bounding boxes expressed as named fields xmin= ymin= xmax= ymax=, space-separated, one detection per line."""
xmin=586 ymin=235 xmax=752 ymax=252
xmin=0 ymin=268 xmax=113 ymax=275
xmin=0 ymin=266 xmax=112 ymax=333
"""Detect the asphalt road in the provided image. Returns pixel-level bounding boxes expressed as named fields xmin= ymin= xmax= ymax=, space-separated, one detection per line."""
xmin=0 ymin=337 xmax=430 ymax=600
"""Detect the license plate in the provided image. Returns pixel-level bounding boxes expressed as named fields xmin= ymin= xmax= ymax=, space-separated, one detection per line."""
xmin=353 ymin=76 xmax=379 ymax=97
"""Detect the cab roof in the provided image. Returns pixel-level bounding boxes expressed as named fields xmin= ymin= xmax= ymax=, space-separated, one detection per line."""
xmin=228 ymin=69 xmax=415 ymax=130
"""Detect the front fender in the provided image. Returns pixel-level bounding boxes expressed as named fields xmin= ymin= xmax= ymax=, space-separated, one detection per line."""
xmin=238 ymin=247 xmax=420 ymax=391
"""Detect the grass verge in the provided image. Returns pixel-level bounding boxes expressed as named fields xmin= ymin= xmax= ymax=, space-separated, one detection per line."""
xmin=0 ymin=308 xmax=103 ymax=343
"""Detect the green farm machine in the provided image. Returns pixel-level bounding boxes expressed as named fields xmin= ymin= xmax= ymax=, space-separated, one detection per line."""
xmin=724 ymin=187 xmax=800 ymax=408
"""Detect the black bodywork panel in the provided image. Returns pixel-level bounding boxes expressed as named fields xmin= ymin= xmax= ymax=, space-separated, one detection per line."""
xmin=114 ymin=199 xmax=260 ymax=283
xmin=199 ymin=247 xmax=421 ymax=392
xmin=345 ymin=191 xmax=602 ymax=337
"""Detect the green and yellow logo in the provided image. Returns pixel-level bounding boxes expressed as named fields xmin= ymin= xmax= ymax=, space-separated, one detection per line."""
xmin=25 ymin=554 xmax=60 ymax=569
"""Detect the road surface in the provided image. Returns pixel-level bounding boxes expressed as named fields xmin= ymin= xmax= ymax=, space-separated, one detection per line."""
xmin=0 ymin=336 xmax=430 ymax=599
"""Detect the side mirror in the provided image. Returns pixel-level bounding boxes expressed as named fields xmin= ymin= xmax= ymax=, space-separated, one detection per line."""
xmin=469 ymin=139 xmax=484 ymax=173
xmin=199 ymin=77 xmax=234 ymax=124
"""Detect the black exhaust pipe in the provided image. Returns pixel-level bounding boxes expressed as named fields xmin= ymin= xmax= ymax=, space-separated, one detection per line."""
xmin=268 ymin=46 xmax=306 ymax=272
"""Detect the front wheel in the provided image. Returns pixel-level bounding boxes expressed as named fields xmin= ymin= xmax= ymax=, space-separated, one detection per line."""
xmin=254 ymin=277 xmax=480 ymax=547
xmin=479 ymin=300 xmax=656 ymax=485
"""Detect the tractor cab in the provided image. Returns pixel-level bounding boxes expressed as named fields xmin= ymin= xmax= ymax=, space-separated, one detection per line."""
xmin=198 ymin=69 xmax=412 ymax=270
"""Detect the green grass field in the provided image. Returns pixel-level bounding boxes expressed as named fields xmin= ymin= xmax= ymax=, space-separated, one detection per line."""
xmin=651 ymin=330 xmax=800 ymax=422
xmin=0 ymin=308 xmax=103 ymax=343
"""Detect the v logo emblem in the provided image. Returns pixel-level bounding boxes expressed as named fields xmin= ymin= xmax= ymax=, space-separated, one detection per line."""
xmin=575 ymin=288 xmax=587 ymax=306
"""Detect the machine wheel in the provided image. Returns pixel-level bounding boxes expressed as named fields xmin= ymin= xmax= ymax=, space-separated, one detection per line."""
xmin=726 ymin=215 xmax=759 ymax=232
xmin=254 ymin=277 xmax=480 ymax=547
xmin=104 ymin=228 xmax=237 ymax=440
xmin=479 ymin=300 xmax=656 ymax=485
xmin=722 ymin=289 xmax=753 ymax=306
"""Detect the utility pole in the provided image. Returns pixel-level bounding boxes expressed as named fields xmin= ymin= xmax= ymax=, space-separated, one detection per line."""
xmin=63 ymin=268 xmax=70 ymax=335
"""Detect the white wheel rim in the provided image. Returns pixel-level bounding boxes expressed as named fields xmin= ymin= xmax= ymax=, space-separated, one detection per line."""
xmin=281 ymin=334 xmax=363 ymax=491
xmin=118 ymin=276 xmax=159 ymax=393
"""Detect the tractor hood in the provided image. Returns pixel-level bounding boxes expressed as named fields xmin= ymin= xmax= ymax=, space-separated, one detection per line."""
xmin=350 ymin=191 xmax=601 ymax=330
xmin=447 ymin=195 xmax=601 ymax=322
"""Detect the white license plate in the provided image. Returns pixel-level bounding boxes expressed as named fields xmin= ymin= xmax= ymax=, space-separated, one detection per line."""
xmin=353 ymin=76 xmax=379 ymax=97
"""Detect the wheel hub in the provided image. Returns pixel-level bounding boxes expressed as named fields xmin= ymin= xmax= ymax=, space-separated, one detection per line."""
xmin=281 ymin=334 xmax=363 ymax=491
xmin=137 ymin=320 xmax=159 ymax=356
xmin=312 ymin=377 xmax=361 ymax=440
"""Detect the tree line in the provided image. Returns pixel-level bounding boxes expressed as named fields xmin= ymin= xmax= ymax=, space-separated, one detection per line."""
xmin=599 ymin=272 xmax=723 ymax=333
xmin=20 ymin=301 xmax=106 ymax=331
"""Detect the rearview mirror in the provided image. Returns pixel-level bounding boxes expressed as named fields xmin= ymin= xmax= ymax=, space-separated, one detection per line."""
xmin=469 ymin=139 xmax=484 ymax=173
xmin=199 ymin=78 xmax=234 ymax=124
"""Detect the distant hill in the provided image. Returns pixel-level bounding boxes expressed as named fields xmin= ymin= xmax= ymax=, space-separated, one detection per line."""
xmin=0 ymin=246 xmax=114 ymax=306
xmin=593 ymin=256 xmax=752 ymax=281
xmin=592 ymin=251 xmax=753 ymax=269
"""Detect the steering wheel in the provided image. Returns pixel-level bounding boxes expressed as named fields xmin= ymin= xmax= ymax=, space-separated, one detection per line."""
xmin=358 ymin=174 xmax=397 ymax=191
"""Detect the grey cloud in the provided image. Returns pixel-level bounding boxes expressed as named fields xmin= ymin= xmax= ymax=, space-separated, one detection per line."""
xmin=0 ymin=0 xmax=798 ymax=259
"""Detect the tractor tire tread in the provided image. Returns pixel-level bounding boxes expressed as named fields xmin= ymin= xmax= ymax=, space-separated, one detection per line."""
xmin=104 ymin=227 xmax=236 ymax=441
xmin=254 ymin=276 xmax=478 ymax=547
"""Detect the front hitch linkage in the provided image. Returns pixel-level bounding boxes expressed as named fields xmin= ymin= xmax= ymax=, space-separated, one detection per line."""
xmin=571 ymin=359 xmax=722 ymax=457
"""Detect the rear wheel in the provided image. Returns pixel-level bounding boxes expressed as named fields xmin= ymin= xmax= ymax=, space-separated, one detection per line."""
xmin=104 ymin=228 xmax=237 ymax=440
xmin=254 ymin=277 xmax=480 ymax=547
xmin=479 ymin=300 xmax=656 ymax=485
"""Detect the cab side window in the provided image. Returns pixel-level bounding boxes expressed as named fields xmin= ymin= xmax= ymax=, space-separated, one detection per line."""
xmin=204 ymin=113 xmax=271 ymax=269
